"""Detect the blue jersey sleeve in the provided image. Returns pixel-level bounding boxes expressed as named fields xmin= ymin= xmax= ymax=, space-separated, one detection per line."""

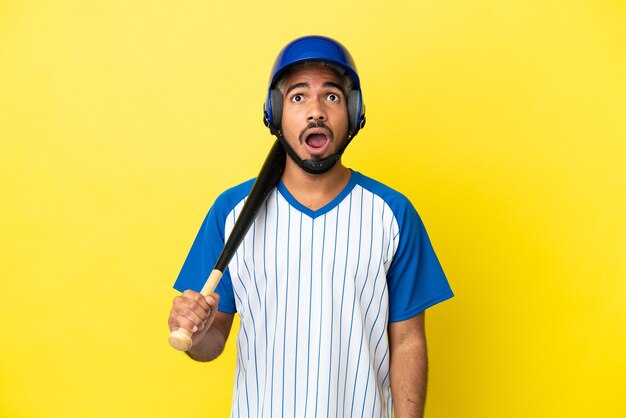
xmin=173 ymin=200 xmax=237 ymax=314
xmin=386 ymin=199 xmax=453 ymax=322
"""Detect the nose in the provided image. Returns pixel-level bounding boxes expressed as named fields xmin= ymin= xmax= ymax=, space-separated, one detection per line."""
xmin=306 ymin=100 xmax=326 ymax=122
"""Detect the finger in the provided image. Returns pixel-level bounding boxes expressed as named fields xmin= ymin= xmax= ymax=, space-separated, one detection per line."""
xmin=175 ymin=295 xmax=211 ymax=320
xmin=186 ymin=305 xmax=210 ymax=323
xmin=169 ymin=292 xmax=209 ymax=333
xmin=186 ymin=299 xmax=212 ymax=320
xmin=205 ymin=294 xmax=220 ymax=311
xmin=175 ymin=315 xmax=200 ymax=334
xmin=182 ymin=290 xmax=212 ymax=311
xmin=172 ymin=303 xmax=210 ymax=331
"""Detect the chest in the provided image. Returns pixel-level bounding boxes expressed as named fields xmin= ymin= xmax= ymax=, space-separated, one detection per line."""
xmin=225 ymin=187 xmax=398 ymax=318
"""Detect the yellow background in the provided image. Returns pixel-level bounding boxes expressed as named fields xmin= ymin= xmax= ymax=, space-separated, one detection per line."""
xmin=1 ymin=0 xmax=624 ymax=417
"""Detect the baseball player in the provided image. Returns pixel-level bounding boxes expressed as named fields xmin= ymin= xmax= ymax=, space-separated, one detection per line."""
xmin=169 ymin=35 xmax=453 ymax=418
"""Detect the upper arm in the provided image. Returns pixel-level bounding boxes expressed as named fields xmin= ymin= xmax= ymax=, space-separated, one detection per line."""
xmin=385 ymin=198 xmax=453 ymax=322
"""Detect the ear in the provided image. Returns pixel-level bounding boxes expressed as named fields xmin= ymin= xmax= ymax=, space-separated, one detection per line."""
xmin=270 ymin=89 xmax=283 ymax=130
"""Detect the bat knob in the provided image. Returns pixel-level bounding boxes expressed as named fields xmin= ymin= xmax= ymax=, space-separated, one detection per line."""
xmin=169 ymin=328 xmax=193 ymax=351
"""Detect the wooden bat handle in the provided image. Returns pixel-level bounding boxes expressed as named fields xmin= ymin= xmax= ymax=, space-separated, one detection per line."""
xmin=168 ymin=269 xmax=223 ymax=351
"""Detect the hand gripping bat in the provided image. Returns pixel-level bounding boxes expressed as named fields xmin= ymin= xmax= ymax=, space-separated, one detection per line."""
xmin=169 ymin=140 xmax=286 ymax=351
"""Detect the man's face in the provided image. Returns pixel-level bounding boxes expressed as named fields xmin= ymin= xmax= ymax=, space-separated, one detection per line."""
xmin=279 ymin=65 xmax=349 ymax=162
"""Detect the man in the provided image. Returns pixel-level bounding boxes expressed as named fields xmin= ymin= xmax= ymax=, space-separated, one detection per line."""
xmin=169 ymin=35 xmax=453 ymax=418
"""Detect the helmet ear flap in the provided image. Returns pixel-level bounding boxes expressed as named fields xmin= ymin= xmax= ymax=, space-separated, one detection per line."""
xmin=347 ymin=90 xmax=365 ymax=136
xmin=270 ymin=89 xmax=283 ymax=131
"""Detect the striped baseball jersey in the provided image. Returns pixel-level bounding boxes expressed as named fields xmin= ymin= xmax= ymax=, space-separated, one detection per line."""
xmin=174 ymin=170 xmax=453 ymax=418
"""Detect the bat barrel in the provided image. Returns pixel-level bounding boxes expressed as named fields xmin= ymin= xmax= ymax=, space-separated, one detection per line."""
xmin=214 ymin=140 xmax=285 ymax=272
xmin=169 ymin=141 xmax=285 ymax=352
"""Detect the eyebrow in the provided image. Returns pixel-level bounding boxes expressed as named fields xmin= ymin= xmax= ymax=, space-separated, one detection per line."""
xmin=285 ymin=81 xmax=346 ymax=96
xmin=285 ymin=82 xmax=308 ymax=95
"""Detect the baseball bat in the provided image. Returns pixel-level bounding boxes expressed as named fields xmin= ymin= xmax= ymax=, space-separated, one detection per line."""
xmin=169 ymin=139 xmax=286 ymax=351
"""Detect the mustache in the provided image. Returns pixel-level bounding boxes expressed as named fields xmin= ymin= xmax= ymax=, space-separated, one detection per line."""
xmin=298 ymin=121 xmax=334 ymax=143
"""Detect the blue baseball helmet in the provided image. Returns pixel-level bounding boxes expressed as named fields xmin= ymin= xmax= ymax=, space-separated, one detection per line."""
xmin=263 ymin=35 xmax=366 ymax=139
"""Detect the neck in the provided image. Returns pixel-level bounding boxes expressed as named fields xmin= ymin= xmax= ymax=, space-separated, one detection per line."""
xmin=281 ymin=158 xmax=351 ymax=211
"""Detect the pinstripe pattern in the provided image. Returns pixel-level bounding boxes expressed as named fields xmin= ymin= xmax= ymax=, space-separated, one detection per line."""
xmin=224 ymin=182 xmax=398 ymax=418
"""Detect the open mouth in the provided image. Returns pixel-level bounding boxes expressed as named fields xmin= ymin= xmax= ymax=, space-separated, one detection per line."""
xmin=305 ymin=133 xmax=328 ymax=148
xmin=302 ymin=128 xmax=332 ymax=155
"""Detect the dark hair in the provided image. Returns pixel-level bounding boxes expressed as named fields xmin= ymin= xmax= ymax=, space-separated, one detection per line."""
xmin=275 ymin=61 xmax=354 ymax=94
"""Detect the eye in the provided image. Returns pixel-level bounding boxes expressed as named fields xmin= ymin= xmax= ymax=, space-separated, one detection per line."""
xmin=291 ymin=94 xmax=304 ymax=103
xmin=327 ymin=93 xmax=340 ymax=102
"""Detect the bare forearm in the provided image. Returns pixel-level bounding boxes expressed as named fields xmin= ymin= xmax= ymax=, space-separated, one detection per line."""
xmin=185 ymin=326 xmax=227 ymax=362
xmin=390 ymin=338 xmax=428 ymax=417
xmin=388 ymin=313 xmax=428 ymax=418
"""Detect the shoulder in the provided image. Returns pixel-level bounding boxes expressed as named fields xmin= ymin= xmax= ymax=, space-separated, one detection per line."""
xmin=352 ymin=171 xmax=416 ymax=216
xmin=211 ymin=177 xmax=256 ymax=214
